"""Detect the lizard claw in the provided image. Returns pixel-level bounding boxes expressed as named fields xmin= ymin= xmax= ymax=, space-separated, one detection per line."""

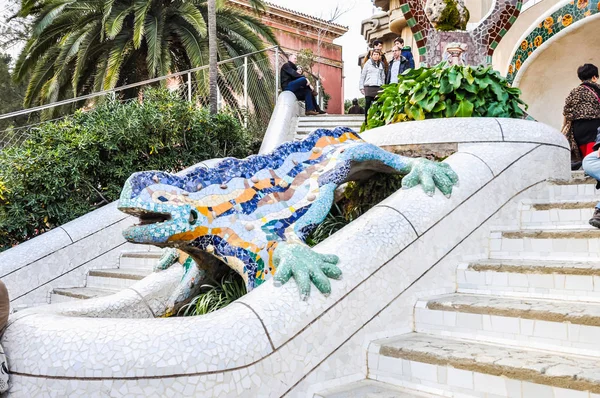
xmin=273 ymin=242 xmax=342 ymax=300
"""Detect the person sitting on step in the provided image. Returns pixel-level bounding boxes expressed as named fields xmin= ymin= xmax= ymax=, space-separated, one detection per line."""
xmin=280 ymin=53 xmax=319 ymax=116
xmin=296 ymin=65 xmax=326 ymax=115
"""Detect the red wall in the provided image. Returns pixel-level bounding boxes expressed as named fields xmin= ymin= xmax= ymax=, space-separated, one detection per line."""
xmin=267 ymin=27 xmax=345 ymax=114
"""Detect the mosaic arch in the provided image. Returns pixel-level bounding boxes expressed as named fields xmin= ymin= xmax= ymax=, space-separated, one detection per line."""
xmin=507 ymin=0 xmax=599 ymax=83
xmin=399 ymin=0 xmax=522 ymax=65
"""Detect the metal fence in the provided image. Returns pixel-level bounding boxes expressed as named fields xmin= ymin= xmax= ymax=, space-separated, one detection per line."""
xmin=0 ymin=46 xmax=295 ymax=149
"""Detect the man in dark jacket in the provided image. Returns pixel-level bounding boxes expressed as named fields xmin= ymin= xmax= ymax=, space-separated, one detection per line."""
xmin=280 ymin=54 xmax=318 ymax=115
xmin=386 ymin=46 xmax=409 ymax=84
xmin=347 ymin=98 xmax=364 ymax=114
xmin=394 ymin=37 xmax=415 ymax=70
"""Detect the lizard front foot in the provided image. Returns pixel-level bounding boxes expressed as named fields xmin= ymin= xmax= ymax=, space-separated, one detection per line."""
xmin=272 ymin=242 xmax=342 ymax=300
xmin=402 ymin=159 xmax=459 ymax=197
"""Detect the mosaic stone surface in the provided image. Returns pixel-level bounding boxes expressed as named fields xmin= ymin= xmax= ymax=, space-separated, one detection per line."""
xmin=118 ymin=127 xmax=458 ymax=304
xmin=507 ymin=0 xmax=599 ymax=83
xmin=400 ymin=0 xmax=522 ymax=65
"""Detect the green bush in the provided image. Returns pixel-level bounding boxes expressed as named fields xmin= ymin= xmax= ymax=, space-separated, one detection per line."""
xmin=179 ymin=272 xmax=247 ymax=317
xmin=366 ymin=64 xmax=527 ymax=130
xmin=0 ymin=89 xmax=255 ymax=250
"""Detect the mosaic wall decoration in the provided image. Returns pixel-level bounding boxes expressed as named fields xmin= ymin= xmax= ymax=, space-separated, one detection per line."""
xmin=506 ymin=0 xmax=599 ymax=83
xmin=118 ymin=128 xmax=458 ymax=301
xmin=400 ymin=0 xmax=522 ymax=65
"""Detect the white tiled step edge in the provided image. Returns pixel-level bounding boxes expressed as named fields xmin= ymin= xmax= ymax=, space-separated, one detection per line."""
xmin=370 ymin=333 xmax=600 ymax=397
xmin=547 ymin=182 xmax=599 ymax=202
xmin=520 ymin=200 xmax=596 ymax=228
xmin=119 ymin=250 xmax=164 ymax=269
xmin=416 ymin=293 xmax=600 ymax=356
xmin=49 ymin=287 xmax=118 ymax=303
xmin=458 ymin=259 xmax=600 ymax=302
xmin=298 ymin=120 xmax=363 ymax=126
xmin=296 ymin=126 xmax=361 ymax=134
xmin=86 ymin=267 xmax=151 ymax=289
xmin=490 ymin=228 xmax=600 ymax=260
xmin=314 ymin=379 xmax=443 ymax=398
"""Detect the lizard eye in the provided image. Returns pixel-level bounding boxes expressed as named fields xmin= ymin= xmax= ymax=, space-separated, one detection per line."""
xmin=189 ymin=209 xmax=199 ymax=225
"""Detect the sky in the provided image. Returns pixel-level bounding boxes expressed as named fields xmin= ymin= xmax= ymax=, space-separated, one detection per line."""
xmin=0 ymin=0 xmax=376 ymax=100
xmin=270 ymin=0 xmax=376 ymax=100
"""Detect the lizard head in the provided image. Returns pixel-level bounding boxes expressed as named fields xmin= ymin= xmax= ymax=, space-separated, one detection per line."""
xmin=118 ymin=170 xmax=208 ymax=247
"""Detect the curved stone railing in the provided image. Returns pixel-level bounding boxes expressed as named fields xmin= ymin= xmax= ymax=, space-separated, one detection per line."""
xmin=1 ymin=118 xmax=570 ymax=396
xmin=259 ymin=91 xmax=304 ymax=154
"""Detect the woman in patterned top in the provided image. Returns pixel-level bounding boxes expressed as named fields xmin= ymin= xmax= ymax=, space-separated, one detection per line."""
xmin=563 ymin=64 xmax=600 ymax=160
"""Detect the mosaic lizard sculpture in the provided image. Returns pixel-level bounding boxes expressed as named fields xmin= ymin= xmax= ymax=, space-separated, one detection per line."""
xmin=118 ymin=128 xmax=458 ymax=311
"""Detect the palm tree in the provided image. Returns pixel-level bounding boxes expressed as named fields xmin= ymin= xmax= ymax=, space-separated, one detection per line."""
xmin=14 ymin=0 xmax=276 ymax=108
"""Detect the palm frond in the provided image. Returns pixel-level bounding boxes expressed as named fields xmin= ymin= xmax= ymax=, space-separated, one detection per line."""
xmin=133 ymin=0 xmax=151 ymax=49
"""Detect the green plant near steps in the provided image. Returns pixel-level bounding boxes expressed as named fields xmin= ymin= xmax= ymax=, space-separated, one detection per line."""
xmin=0 ymin=89 xmax=256 ymax=251
xmin=366 ymin=63 xmax=527 ymax=130
xmin=178 ymin=272 xmax=247 ymax=316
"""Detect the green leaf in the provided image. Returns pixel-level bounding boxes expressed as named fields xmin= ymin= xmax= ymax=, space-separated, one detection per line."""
xmin=463 ymin=67 xmax=475 ymax=84
xmin=455 ymin=99 xmax=474 ymax=117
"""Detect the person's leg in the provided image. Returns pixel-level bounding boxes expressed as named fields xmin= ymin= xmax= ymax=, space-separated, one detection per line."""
xmin=304 ymin=89 xmax=315 ymax=112
xmin=285 ymin=77 xmax=308 ymax=93
xmin=582 ymin=151 xmax=600 ymax=227
xmin=364 ymin=96 xmax=374 ymax=123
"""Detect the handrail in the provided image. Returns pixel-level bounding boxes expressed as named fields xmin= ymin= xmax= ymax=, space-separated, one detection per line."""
xmin=0 ymin=46 xmax=280 ymax=121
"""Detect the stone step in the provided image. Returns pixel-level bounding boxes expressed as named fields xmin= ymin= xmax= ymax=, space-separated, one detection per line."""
xmin=296 ymin=126 xmax=361 ymax=134
xmin=458 ymin=259 xmax=600 ymax=302
xmin=50 ymin=287 xmax=118 ymax=303
xmin=297 ymin=115 xmax=364 ymax=121
xmin=415 ymin=293 xmax=600 ymax=356
xmin=297 ymin=120 xmax=364 ymax=127
xmin=86 ymin=267 xmax=151 ymax=289
xmin=520 ymin=200 xmax=596 ymax=228
xmin=490 ymin=228 xmax=600 ymax=260
xmin=371 ymin=333 xmax=600 ymax=396
xmin=314 ymin=379 xmax=442 ymax=398
xmin=119 ymin=250 xmax=164 ymax=269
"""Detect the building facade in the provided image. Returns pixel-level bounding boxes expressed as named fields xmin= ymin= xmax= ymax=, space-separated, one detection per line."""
xmin=361 ymin=0 xmax=600 ymax=131
xmin=232 ymin=0 xmax=348 ymax=114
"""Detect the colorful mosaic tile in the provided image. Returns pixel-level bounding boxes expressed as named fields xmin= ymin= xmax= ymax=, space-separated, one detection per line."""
xmin=118 ymin=127 xmax=458 ymax=302
xmin=507 ymin=0 xmax=599 ymax=83
xmin=399 ymin=0 xmax=521 ymax=65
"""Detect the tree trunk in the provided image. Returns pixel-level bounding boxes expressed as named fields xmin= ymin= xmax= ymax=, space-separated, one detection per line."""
xmin=208 ymin=0 xmax=218 ymax=115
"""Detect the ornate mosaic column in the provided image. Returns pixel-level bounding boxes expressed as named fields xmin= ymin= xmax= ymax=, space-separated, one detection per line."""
xmin=399 ymin=0 xmax=522 ymax=66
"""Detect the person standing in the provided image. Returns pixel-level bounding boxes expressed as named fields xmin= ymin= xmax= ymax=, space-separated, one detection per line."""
xmin=347 ymin=98 xmax=364 ymax=115
xmin=386 ymin=46 xmax=409 ymax=84
xmin=394 ymin=37 xmax=415 ymax=70
xmin=359 ymin=49 xmax=385 ymax=123
xmin=563 ymin=64 xmax=600 ymax=160
xmin=280 ymin=53 xmax=318 ymax=116
xmin=362 ymin=40 xmax=389 ymax=74
xmin=572 ymin=64 xmax=600 ymax=228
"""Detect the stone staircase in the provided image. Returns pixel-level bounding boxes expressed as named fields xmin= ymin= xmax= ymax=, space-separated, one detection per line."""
xmin=49 ymin=249 xmax=162 ymax=303
xmin=318 ymin=172 xmax=600 ymax=397
xmin=295 ymin=114 xmax=364 ymax=141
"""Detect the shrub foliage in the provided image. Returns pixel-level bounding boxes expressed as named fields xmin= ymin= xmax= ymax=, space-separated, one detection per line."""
xmin=0 ymin=89 xmax=255 ymax=250
xmin=366 ymin=64 xmax=527 ymax=130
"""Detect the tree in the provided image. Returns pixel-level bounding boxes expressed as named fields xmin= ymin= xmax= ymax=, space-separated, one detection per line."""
xmin=14 ymin=0 xmax=277 ymax=108
xmin=0 ymin=53 xmax=32 ymax=134
xmin=0 ymin=0 xmax=30 ymax=53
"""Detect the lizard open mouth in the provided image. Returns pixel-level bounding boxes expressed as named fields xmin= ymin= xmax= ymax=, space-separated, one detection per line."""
xmin=122 ymin=208 xmax=172 ymax=226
